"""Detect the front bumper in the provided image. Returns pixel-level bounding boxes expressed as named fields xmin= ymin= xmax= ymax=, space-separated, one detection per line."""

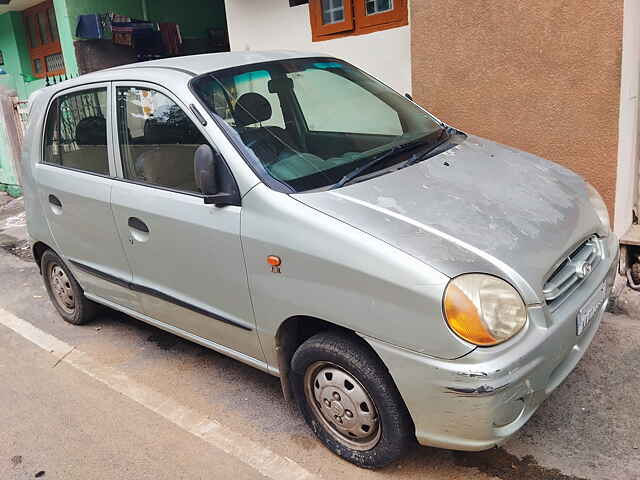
xmin=364 ymin=235 xmax=619 ymax=451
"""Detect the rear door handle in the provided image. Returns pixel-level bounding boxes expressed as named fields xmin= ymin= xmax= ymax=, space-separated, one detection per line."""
xmin=49 ymin=194 xmax=62 ymax=207
xmin=48 ymin=194 xmax=62 ymax=215
xmin=128 ymin=217 xmax=149 ymax=233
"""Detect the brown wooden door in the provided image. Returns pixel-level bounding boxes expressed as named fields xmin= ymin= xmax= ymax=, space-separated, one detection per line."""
xmin=23 ymin=0 xmax=65 ymax=78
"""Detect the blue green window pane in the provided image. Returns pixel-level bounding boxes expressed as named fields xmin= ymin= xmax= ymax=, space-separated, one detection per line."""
xmin=322 ymin=0 xmax=344 ymax=25
xmin=366 ymin=0 xmax=393 ymax=15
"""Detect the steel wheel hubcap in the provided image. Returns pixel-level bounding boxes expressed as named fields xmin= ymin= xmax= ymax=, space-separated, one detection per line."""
xmin=304 ymin=362 xmax=381 ymax=451
xmin=49 ymin=264 xmax=75 ymax=314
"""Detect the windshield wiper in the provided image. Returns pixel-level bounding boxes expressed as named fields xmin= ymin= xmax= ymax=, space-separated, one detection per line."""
xmin=402 ymin=126 xmax=455 ymax=168
xmin=330 ymin=139 xmax=428 ymax=190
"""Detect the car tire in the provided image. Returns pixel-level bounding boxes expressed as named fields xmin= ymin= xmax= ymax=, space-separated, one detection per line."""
xmin=41 ymin=249 xmax=98 ymax=325
xmin=290 ymin=330 xmax=414 ymax=469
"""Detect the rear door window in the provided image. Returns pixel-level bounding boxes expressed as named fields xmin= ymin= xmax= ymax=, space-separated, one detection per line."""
xmin=43 ymin=88 xmax=110 ymax=175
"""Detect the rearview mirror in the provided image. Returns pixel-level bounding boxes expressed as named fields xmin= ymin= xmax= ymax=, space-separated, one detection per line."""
xmin=194 ymin=144 xmax=240 ymax=207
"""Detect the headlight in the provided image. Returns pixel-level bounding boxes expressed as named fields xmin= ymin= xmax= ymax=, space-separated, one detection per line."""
xmin=443 ymin=274 xmax=527 ymax=346
xmin=586 ymin=183 xmax=610 ymax=234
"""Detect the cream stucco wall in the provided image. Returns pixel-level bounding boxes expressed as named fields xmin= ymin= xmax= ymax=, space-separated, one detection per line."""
xmin=223 ymin=0 xmax=412 ymax=95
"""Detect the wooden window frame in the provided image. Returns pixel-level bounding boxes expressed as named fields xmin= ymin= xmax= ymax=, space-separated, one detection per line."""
xmin=309 ymin=0 xmax=408 ymax=42
xmin=23 ymin=0 xmax=65 ymax=78
xmin=310 ymin=0 xmax=355 ymax=37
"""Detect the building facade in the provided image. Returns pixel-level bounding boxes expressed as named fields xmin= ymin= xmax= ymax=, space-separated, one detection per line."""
xmin=2 ymin=0 xmax=639 ymax=246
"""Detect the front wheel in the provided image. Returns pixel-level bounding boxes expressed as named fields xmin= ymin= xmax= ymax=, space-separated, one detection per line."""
xmin=290 ymin=331 xmax=414 ymax=469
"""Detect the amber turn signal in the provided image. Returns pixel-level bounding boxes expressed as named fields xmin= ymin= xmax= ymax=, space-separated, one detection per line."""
xmin=443 ymin=283 xmax=497 ymax=346
xmin=267 ymin=255 xmax=281 ymax=267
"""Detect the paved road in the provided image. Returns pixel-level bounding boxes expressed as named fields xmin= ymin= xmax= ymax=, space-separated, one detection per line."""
xmin=0 ymin=323 xmax=268 ymax=480
xmin=1 ymin=194 xmax=639 ymax=479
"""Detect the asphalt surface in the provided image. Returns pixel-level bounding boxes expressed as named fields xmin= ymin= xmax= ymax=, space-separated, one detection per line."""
xmin=0 ymin=325 xmax=268 ymax=480
xmin=1 ymin=193 xmax=639 ymax=480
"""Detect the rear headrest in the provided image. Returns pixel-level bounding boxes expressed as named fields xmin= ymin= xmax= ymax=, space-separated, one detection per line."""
xmin=75 ymin=116 xmax=107 ymax=146
xmin=234 ymin=92 xmax=272 ymax=127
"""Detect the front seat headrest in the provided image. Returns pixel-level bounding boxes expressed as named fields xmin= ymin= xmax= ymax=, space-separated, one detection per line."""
xmin=234 ymin=92 xmax=272 ymax=127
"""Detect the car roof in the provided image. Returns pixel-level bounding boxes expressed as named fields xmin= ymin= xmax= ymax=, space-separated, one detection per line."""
xmin=107 ymin=50 xmax=332 ymax=75
xmin=31 ymin=50 xmax=333 ymax=104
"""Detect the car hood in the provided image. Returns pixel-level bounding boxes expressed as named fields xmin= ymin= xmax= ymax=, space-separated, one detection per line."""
xmin=292 ymin=135 xmax=602 ymax=304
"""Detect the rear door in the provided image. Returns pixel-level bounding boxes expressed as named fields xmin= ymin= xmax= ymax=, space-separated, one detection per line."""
xmin=35 ymin=83 xmax=138 ymax=311
xmin=109 ymin=82 xmax=262 ymax=361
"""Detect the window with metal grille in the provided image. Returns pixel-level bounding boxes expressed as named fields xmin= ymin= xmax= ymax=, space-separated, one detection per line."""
xmin=23 ymin=0 xmax=65 ymax=78
xmin=45 ymin=52 xmax=64 ymax=72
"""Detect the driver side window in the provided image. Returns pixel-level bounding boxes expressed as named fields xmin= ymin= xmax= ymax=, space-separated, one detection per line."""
xmin=116 ymin=86 xmax=208 ymax=194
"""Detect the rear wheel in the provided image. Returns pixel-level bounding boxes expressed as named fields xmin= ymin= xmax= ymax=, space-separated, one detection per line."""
xmin=41 ymin=249 xmax=98 ymax=325
xmin=291 ymin=331 xmax=414 ymax=468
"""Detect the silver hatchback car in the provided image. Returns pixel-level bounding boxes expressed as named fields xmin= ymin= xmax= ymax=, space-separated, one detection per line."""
xmin=22 ymin=51 xmax=618 ymax=468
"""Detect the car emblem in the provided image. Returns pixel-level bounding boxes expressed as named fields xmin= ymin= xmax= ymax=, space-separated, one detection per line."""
xmin=575 ymin=262 xmax=593 ymax=279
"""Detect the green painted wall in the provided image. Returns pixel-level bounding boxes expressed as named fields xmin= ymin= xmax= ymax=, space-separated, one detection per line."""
xmin=0 ymin=3 xmax=70 ymax=195
xmin=0 ymin=13 xmax=20 ymax=93
xmin=63 ymin=0 xmax=144 ymax=42
xmin=0 ymin=11 xmax=47 ymax=100
xmin=0 ymin=11 xmax=43 ymax=195
xmin=62 ymin=0 xmax=226 ymax=41
xmin=55 ymin=0 xmax=147 ymax=75
xmin=146 ymin=0 xmax=227 ymax=38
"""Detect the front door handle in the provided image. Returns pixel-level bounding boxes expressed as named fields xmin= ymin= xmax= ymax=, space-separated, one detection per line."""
xmin=128 ymin=217 xmax=150 ymax=243
xmin=128 ymin=217 xmax=149 ymax=233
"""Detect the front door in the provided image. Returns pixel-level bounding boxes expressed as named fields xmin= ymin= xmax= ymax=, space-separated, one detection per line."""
xmin=109 ymin=83 xmax=262 ymax=361
xmin=35 ymin=83 xmax=138 ymax=310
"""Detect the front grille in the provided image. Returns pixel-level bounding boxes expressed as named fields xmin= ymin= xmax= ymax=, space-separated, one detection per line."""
xmin=543 ymin=235 xmax=603 ymax=309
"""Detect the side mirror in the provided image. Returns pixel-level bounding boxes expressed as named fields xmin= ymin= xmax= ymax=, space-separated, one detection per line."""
xmin=404 ymin=93 xmax=413 ymax=101
xmin=194 ymin=144 xmax=240 ymax=207
xmin=194 ymin=144 xmax=218 ymax=196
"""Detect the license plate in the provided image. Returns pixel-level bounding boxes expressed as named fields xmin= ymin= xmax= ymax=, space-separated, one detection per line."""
xmin=576 ymin=281 xmax=608 ymax=335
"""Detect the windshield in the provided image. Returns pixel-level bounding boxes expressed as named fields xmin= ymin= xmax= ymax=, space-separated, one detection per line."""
xmin=191 ymin=58 xmax=444 ymax=192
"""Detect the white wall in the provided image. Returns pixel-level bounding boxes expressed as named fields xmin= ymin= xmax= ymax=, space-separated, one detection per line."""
xmin=614 ymin=0 xmax=640 ymax=236
xmin=223 ymin=0 xmax=412 ymax=95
